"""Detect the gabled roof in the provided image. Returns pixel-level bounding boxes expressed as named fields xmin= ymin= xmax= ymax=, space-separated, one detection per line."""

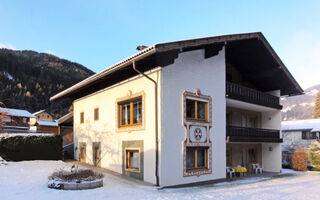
xmin=282 ymin=119 xmax=320 ymax=132
xmin=0 ymin=107 xmax=35 ymax=118
xmin=33 ymin=110 xmax=46 ymax=115
xmin=50 ymin=32 xmax=303 ymax=101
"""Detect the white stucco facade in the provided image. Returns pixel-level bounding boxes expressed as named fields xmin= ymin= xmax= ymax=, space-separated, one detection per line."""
xmin=159 ymin=49 xmax=226 ymax=186
xmin=73 ymin=69 xmax=161 ymax=184
xmin=72 ymin=47 xmax=283 ymax=187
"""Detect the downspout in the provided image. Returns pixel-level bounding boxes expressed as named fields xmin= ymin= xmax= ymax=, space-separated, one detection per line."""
xmin=132 ymin=61 xmax=160 ymax=186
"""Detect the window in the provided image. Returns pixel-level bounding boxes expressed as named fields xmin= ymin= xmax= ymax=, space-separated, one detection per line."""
xmin=80 ymin=112 xmax=84 ymax=124
xmin=119 ymin=97 xmax=142 ymax=127
xmin=126 ymin=149 xmax=139 ymax=171
xmin=226 ymin=113 xmax=231 ymax=126
xmin=47 ymin=115 xmax=49 ymax=119
xmin=302 ymin=131 xmax=317 ymax=140
xmin=186 ymin=99 xmax=207 ymax=121
xmin=22 ymin=118 xmax=27 ymax=123
xmin=186 ymin=147 xmax=208 ymax=170
xmin=241 ymin=114 xmax=257 ymax=128
xmin=38 ymin=116 xmax=40 ymax=119
xmin=94 ymin=108 xmax=99 ymax=121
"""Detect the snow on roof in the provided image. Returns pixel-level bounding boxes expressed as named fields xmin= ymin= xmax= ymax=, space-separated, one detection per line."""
xmin=0 ymin=107 xmax=35 ymax=118
xmin=282 ymin=118 xmax=320 ymax=132
xmin=33 ymin=110 xmax=46 ymax=115
xmin=37 ymin=120 xmax=58 ymax=127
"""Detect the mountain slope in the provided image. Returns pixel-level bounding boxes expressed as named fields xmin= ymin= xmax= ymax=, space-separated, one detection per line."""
xmin=281 ymin=84 xmax=320 ymax=121
xmin=0 ymin=49 xmax=94 ymax=118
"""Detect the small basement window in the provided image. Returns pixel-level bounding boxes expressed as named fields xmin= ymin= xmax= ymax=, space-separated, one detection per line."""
xmin=119 ymin=97 xmax=142 ymax=127
xmin=186 ymin=99 xmax=208 ymax=121
xmin=126 ymin=149 xmax=140 ymax=171
xmin=80 ymin=112 xmax=84 ymax=124
xmin=186 ymin=147 xmax=208 ymax=170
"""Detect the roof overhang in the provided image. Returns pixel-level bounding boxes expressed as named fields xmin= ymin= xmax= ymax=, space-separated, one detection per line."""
xmin=50 ymin=32 xmax=303 ymax=101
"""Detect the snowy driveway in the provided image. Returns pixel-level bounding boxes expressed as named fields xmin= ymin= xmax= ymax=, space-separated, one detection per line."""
xmin=0 ymin=161 xmax=320 ymax=200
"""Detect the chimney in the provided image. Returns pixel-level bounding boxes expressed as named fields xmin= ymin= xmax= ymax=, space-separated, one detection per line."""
xmin=136 ymin=45 xmax=148 ymax=51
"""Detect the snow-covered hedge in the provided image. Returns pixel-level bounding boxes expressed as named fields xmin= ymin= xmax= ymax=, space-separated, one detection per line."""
xmin=0 ymin=134 xmax=62 ymax=161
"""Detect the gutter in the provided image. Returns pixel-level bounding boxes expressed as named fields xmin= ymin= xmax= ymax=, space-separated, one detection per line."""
xmin=132 ymin=61 xmax=160 ymax=187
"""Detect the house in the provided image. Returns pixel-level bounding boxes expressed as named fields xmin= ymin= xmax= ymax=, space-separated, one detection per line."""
xmin=32 ymin=110 xmax=58 ymax=133
xmin=281 ymin=119 xmax=320 ymax=167
xmin=35 ymin=120 xmax=58 ymax=133
xmin=33 ymin=110 xmax=55 ymax=122
xmin=0 ymin=107 xmax=36 ymax=131
xmin=58 ymin=112 xmax=74 ymax=159
xmin=50 ymin=32 xmax=302 ymax=187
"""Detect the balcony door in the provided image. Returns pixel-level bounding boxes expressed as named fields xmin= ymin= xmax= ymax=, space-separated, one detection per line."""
xmin=241 ymin=114 xmax=258 ymax=128
xmin=242 ymin=147 xmax=257 ymax=170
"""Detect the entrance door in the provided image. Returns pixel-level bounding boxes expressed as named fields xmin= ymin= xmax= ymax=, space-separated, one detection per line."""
xmin=79 ymin=142 xmax=86 ymax=163
xmin=93 ymin=142 xmax=101 ymax=167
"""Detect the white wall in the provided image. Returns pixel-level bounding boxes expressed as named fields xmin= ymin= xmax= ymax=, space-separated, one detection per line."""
xmin=260 ymin=90 xmax=282 ymax=172
xmin=73 ymin=69 xmax=161 ymax=184
xmin=261 ymin=110 xmax=281 ymax=130
xmin=160 ymin=48 xmax=226 ymax=187
xmin=262 ymin=143 xmax=281 ymax=172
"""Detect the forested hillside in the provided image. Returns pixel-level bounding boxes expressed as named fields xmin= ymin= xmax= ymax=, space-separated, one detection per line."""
xmin=0 ymin=49 xmax=94 ymax=118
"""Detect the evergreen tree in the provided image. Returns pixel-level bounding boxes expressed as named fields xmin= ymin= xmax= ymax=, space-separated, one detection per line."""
xmin=313 ymin=92 xmax=320 ymax=118
xmin=308 ymin=141 xmax=320 ymax=170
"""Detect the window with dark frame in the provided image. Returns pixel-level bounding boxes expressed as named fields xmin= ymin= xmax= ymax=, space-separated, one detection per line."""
xmin=94 ymin=108 xmax=99 ymax=121
xmin=302 ymin=131 xmax=317 ymax=140
xmin=119 ymin=97 xmax=142 ymax=127
xmin=80 ymin=112 xmax=84 ymax=124
xmin=126 ymin=149 xmax=139 ymax=170
xmin=186 ymin=99 xmax=208 ymax=121
xmin=186 ymin=147 xmax=208 ymax=170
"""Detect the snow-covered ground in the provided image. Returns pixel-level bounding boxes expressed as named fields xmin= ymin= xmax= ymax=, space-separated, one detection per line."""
xmin=1 ymin=161 xmax=320 ymax=200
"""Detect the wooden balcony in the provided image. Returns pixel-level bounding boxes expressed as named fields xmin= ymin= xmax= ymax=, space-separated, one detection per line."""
xmin=226 ymin=82 xmax=282 ymax=109
xmin=226 ymin=126 xmax=282 ymax=143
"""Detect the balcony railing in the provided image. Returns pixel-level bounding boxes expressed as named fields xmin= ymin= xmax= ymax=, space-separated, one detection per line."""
xmin=226 ymin=82 xmax=282 ymax=109
xmin=226 ymin=126 xmax=282 ymax=143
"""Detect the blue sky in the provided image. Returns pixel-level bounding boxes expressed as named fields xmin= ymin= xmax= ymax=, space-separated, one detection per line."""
xmin=0 ymin=0 xmax=319 ymax=89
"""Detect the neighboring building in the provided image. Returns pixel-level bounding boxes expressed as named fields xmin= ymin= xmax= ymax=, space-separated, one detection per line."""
xmin=0 ymin=107 xmax=36 ymax=131
xmin=50 ymin=32 xmax=303 ymax=187
xmin=58 ymin=112 xmax=74 ymax=159
xmin=281 ymin=119 xmax=320 ymax=167
xmin=33 ymin=110 xmax=54 ymax=122
xmin=35 ymin=120 xmax=58 ymax=133
xmin=32 ymin=110 xmax=58 ymax=133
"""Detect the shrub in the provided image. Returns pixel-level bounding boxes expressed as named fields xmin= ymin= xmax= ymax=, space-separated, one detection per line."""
xmin=0 ymin=134 xmax=62 ymax=161
xmin=48 ymin=165 xmax=104 ymax=183
xmin=292 ymin=146 xmax=308 ymax=171
xmin=308 ymin=141 xmax=320 ymax=171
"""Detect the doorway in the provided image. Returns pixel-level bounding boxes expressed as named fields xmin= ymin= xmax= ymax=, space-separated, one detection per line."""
xmin=79 ymin=142 xmax=86 ymax=163
xmin=93 ymin=142 xmax=101 ymax=167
